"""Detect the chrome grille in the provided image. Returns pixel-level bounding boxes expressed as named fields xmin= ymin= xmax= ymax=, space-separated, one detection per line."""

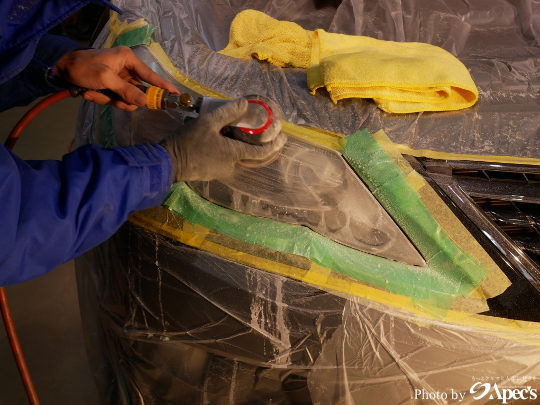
xmin=473 ymin=198 xmax=540 ymax=263
xmin=406 ymin=157 xmax=540 ymax=321
xmin=438 ymin=161 xmax=540 ymax=204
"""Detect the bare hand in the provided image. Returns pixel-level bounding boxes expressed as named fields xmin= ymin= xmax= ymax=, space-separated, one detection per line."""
xmin=54 ymin=46 xmax=179 ymax=111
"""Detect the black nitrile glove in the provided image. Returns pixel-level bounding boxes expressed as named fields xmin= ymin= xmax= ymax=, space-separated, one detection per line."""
xmin=161 ymin=98 xmax=287 ymax=182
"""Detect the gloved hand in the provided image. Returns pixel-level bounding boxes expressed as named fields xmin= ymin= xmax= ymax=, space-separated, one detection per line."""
xmin=161 ymin=98 xmax=287 ymax=182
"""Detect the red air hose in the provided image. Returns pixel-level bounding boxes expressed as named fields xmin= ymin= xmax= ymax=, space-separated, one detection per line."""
xmin=4 ymin=89 xmax=71 ymax=150
xmin=0 ymin=289 xmax=41 ymax=405
xmin=1 ymin=88 xmax=71 ymax=405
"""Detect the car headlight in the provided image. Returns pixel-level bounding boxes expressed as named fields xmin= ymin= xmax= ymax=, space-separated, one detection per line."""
xmin=188 ymin=136 xmax=426 ymax=267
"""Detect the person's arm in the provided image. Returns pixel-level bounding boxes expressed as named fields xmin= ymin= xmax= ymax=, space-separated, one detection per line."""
xmin=0 ymin=99 xmax=287 ymax=286
xmin=0 ymin=34 xmax=179 ymax=112
xmin=0 ymin=142 xmax=173 ymax=286
xmin=0 ymin=34 xmax=286 ymax=287
xmin=0 ymin=98 xmax=286 ymax=287
xmin=0 ymin=34 xmax=88 ymax=111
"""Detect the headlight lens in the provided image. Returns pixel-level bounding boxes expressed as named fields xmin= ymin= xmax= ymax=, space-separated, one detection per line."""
xmin=188 ymin=137 xmax=426 ymax=267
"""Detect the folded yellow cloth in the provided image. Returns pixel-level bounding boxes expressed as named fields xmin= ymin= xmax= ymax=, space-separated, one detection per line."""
xmin=220 ymin=10 xmax=478 ymax=114
xmin=309 ymin=30 xmax=478 ymax=113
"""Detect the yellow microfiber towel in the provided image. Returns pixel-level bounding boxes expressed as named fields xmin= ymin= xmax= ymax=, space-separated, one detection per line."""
xmin=219 ymin=9 xmax=313 ymax=69
xmin=220 ymin=10 xmax=479 ymax=114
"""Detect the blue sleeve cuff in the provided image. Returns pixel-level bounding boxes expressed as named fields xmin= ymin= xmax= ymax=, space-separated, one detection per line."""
xmin=25 ymin=34 xmax=90 ymax=94
xmin=111 ymin=142 xmax=174 ymax=209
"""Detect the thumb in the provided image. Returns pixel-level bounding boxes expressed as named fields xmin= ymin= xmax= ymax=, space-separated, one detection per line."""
xmin=205 ymin=98 xmax=249 ymax=131
xmin=235 ymin=131 xmax=288 ymax=161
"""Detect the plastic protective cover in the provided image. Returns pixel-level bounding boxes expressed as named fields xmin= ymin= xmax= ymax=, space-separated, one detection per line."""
xmin=75 ymin=1 xmax=540 ymax=404
xmin=81 ymin=0 xmax=540 ymax=160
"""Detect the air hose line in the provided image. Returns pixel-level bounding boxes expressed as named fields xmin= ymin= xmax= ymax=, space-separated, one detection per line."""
xmin=1 ymin=88 xmax=72 ymax=405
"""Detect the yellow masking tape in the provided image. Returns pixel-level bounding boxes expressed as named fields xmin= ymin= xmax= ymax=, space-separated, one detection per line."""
xmin=105 ymin=15 xmax=149 ymax=49
xmin=146 ymin=42 xmax=346 ymax=150
xmin=372 ymin=129 xmax=511 ymax=303
xmin=396 ymin=144 xmax=540 ymax=167
xmin=129 ymin=208 xmax=540 ymax=345
xmin=100 ymin=22 xmax=540 ymax=344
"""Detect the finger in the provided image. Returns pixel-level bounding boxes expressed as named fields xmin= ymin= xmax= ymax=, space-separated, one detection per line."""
xmin=101 ymin=70 xmax=148 ymax=106
xmin=204 ymin=98 xmax=249 ymax=131
xmin=112 ymin=100 xmax=138 ymax=111
xmin=82 ymin=90 xmax=113 ymax=105
xmin=82 ymin=90 xmax=138 ymax=111
xmin=127 ymin=77 xmax=143 ymax=86
xmin=124 ymin=53 xmax=179 ymax=94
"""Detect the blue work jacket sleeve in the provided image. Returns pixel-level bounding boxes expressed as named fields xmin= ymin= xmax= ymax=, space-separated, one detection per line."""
xmin=0 ymin=34 xmax=88 ymax=111
xmin=0 ymin=142 xmax=173 ymax=286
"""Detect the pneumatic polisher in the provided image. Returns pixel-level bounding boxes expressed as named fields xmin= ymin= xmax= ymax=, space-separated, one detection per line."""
xmin=71 ymin=85 xmax=284 ymax=168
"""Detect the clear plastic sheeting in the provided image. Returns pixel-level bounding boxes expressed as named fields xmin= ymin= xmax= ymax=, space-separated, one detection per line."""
xmin=309 ymin=298 xmax=540 ymax=405
xmin=88 ymin=0 xmax=540 ymax=160
xmin=75 ymin=1 xmax=540 ymax=404
xmin=77 ymin=224 xmax=540 ymax=405
xmin=188 ymin=137 xmax=425 ymax=267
